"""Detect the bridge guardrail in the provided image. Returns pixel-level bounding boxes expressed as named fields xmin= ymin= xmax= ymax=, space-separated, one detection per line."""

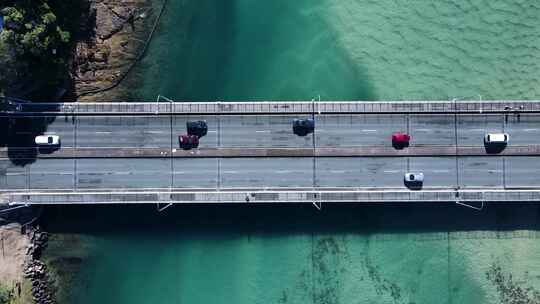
xmin=4 ymin=99 xmax=540 ymax=115
xmin=5 ymin=189 xmax=540 ymax=205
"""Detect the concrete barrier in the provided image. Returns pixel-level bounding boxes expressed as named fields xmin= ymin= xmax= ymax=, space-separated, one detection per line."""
xmin=3 ymin=188 xmax=540 ymax=205
xmin=4 ymin=146 xmax=540 ymax=160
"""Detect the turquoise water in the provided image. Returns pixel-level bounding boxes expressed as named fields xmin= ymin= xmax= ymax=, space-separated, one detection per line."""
xmin=44 ymin=1 xmax=540 ymax=303
xmin=130 ymin=0 xmax=540 ymax=101
xmin=43 ymin=205 xmax=540 ymax=304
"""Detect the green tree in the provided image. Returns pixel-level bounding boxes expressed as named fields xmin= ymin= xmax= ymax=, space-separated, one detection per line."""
xmin=0 ymin=1 xmax=71 ymax=99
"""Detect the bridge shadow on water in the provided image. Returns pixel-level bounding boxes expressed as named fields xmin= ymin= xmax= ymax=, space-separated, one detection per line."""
xmin=40 ymin=203 xmax=540 ymax=236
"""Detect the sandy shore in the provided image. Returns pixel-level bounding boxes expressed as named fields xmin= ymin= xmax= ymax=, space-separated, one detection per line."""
xmin=0 ymin=223 xmax=33 ymax=303
xmin=0 ymin=224 xmax=29 ymax=287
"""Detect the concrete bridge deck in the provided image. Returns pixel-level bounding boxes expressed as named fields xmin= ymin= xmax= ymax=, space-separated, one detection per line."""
xmin=2 ymin=100 xmax=540 ymax=205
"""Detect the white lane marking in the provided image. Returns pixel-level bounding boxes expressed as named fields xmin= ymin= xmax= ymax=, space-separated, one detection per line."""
xmin=223 ymin=170 xmax=238 ymax=174
xmin=361 ymin=129 xmax=377 ymax=132
xmin=77 ymin=146 xmax=163 ymax=149
xmin=276 ymin=170 xmax=291 ymax=174
xmin=143 ymin=131 xmax=165 ymax=134
xmin=383 ymin=170 xmax=399 ymax=173
xmin=255 ymin=130 xmax=270 ymax=133
xmin=470 ymin=129 xmax=484 ymax=132
xmin=523 ymin=128 xmax=538 ymax=132
xmin=330 ymin=170 xmax=345 ymax=174
xmin=30 ymin=172 xmax=73 ymax=175
xmin=433 ymin=169 xmax=449 ymax=173
xmin=114 ymin=171 xmax=131 ymax=175
xmin=95 ymin=131 xmax=112 ymax=135
xmin=208 ymin=131 xmax=217 ymax=133
xmin=6 ymin=172 xmax=25 ymax=176
xmin=415 ymin=129 xmax=430 ymax=132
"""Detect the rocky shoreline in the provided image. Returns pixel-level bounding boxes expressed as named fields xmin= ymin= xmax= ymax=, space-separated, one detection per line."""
xmin=0 ymin=202 xmax=57 ymax=303
xmin=23 ymin=228 xmax=54 ymax=304
xmin=70 ymin=0 xmax=159 ymax=102
xmin=0 ymin=220 xmax=50 ymax=304
xmin=1 ymin=1 xmax=159 ymax=302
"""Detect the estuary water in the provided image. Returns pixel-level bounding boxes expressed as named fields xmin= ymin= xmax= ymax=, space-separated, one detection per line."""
xmin=43 ymin=1 xmax=540 ymax=303
xmin=130 ymin=0 xmax=540 ymax=101
xmin=43 ymin=204 xmax=540 ymax=304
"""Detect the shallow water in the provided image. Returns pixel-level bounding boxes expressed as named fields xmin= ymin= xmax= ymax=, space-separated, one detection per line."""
xmin=43 ymin=0 xmax=540 ymax=303
xmin=43 ymin=204 xmax=540 ymax=304
xmin=130 ymin=0 xmax=540 ymax=101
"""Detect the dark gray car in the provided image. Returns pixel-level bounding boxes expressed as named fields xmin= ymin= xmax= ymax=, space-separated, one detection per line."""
xmin=292 ymin=118 xmax=315 ymax=136
xmin=187 ymin=120 xmax=208 ymax=138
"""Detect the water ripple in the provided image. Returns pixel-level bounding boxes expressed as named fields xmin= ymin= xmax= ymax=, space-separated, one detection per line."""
xmin=327 ymin=0 xmax=540 ymax=99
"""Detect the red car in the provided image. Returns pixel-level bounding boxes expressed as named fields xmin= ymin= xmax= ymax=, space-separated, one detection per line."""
xmin=392 ymin=132 xmax=410 ymax=148
xmin=179 ymin=134 xmax=199 ymax=150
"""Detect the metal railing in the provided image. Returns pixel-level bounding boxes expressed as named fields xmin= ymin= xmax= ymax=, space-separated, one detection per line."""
xmin=4 ymin=98 xmax=540 ymax=115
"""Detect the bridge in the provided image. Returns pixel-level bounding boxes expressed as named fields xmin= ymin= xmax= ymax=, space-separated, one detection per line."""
xmin=2 ymin=99 xmax=540 ymax=207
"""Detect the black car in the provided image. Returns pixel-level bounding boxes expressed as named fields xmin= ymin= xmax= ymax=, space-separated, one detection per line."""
xmin=186 ymin=120 xmax=208 ymax=137
xmin=292 ymin=118 xmax=315 ymax=136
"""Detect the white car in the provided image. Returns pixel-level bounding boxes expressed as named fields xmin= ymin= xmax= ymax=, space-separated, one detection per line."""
xmin=484 ymin=133 xmax=509 ymax=144
xmin=35 ymin=135 xmax=60 ymax=146
xmin=404 ymin=172 xmax=424 ymax=183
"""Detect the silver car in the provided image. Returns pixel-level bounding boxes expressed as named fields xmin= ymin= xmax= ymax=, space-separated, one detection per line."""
xmin=404 ymin=172 xmax=424 ymax=183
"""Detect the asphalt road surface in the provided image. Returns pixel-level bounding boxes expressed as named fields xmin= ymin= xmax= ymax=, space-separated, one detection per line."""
xmin=1 ymin=156 xmax=539 ymax=190
xmin=3 ymin=113 xmax=540 ymax=191
xmin=6 ymin=113 xmax=540 ymax=149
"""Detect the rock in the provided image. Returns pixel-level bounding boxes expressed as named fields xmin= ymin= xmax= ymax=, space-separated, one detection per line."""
xmin=76 ymin=43 xmax=90 ymax=61
xmin=71 ymin=0 xmax=155 ymax=101
xmin=94 ymin=50 xmax=109 ymax=63
xmin=79 ymin=71 xmax=95 ymax=81
xmin=96 ymin=3 xmax=127 ymax=40
xmin=86 ymin=44 xmax=111 ymax=64
xmin=111 ymin=6 xmax=135 ymax=20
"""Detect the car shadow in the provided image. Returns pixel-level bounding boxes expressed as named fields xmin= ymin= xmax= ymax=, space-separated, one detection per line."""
xmin=38 ymin=145 xmax=61 ymax=154
xmin=404 ymin=181 xmax=423 ymax=190
xmin=293 ymin=128 xmax=314 ymax=137
xmin=484 ymin=143 xmax=507 ymax=154
xmin=294 ymin=131 xmax=310 ymax=137
xmin=392 ymin=142 xmax=409 ymax=150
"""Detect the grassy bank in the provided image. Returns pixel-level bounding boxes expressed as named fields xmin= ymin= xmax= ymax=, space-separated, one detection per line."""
xmin=0 ymin=280 xmax=33 ymax=304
